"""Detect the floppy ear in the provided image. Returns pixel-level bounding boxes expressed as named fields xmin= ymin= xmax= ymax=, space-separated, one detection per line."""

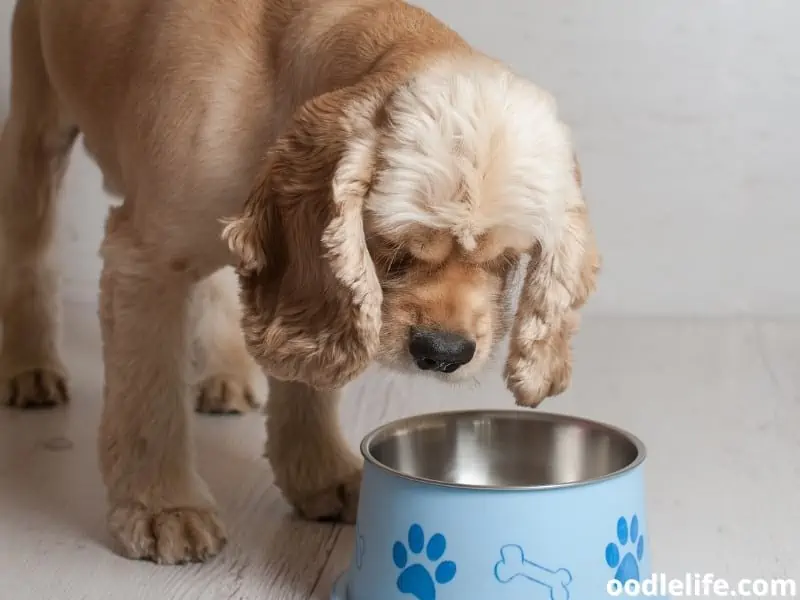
xmin=504 ymin=154 xmax=600 ymax=407
xmin=221 ymin=84 xmax=386 ymax=390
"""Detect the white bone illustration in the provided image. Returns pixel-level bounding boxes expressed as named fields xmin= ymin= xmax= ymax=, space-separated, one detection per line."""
xmin=494 ymin=544 xmax=573 ymax=600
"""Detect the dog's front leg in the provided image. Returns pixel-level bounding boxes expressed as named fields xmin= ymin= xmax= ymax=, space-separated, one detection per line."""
xmin=97 ymin=213 xmax=226 ymax=564
xmin=188 ymin=267 xmax=265 ymax=415
xmin=266 ymin=377 xmax=362 ymax=523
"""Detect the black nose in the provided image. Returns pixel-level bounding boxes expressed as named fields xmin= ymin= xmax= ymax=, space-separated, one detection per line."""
xmin=408 ymin=327 xmax=476 ymax=373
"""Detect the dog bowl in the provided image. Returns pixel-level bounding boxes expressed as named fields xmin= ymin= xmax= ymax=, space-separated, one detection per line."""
xmin=332 ymin=409 xmax=669 ymax=600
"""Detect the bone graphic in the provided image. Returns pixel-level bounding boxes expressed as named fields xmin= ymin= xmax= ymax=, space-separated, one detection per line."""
xmin=494 ymin=544 xmax=573 ymax=600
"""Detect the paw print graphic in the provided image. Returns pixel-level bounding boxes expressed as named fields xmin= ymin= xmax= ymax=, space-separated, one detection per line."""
xmin=392 ymin=524 xmax=456 ymax=600
xmin=605 ymin=514 xmax=645 ymax=584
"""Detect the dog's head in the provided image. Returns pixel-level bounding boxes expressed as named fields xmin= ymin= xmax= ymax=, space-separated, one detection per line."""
xmin=222 ymin=56 xmax=599 ymax=406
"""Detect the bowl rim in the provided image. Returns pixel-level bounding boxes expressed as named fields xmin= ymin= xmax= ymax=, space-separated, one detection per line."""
xmin=359 ymin=409 xmax=647 ymax=491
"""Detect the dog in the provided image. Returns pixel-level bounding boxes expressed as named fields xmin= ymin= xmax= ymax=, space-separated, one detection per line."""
xmin=0 ymin=0 xmax=599 ymax=564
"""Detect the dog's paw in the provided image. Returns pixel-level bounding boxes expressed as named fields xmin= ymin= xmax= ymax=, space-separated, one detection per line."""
xmin=289 ymin=468 xmax=363 ymax=524
xmin=1 ymin=368 xmax=69 ymax=409
xmin=194 ymin=374 xmax=261 ymax=415
xmin=504 ymin=329 xmax=573 ymax=408
xmin=107 ymin=503 xmax=227 ymax=564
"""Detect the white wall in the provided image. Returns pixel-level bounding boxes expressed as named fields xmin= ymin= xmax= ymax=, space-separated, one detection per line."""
xmin=3 ymin=0 xmax=798 ymax=316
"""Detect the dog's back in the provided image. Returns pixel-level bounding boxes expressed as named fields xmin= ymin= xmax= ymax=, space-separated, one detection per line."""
xmin=28 ymin=0 xmax=271 ymax=208
xmin=18 ymin=0 xmax=466 ymax=235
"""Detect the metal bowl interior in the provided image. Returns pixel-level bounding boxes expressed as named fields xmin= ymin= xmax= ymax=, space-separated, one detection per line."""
xmin=361 ymin=410 xmax=645 ymax=490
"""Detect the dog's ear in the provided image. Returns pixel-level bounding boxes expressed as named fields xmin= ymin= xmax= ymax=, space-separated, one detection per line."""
xmin=504 ymin=153 xmax=600 ymax=407
xmin=222 ymin=82 xmax=389 ymax=389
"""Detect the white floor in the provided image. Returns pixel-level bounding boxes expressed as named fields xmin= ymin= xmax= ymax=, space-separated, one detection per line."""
xmin=1 ymin=303 xmax=798 ymax=598
xmin=1 ymin=0 xmax=799 ymax=597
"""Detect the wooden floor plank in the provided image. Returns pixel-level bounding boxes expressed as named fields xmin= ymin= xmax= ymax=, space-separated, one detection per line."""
xmin=2 ymin=303 xmax=799 ymax=597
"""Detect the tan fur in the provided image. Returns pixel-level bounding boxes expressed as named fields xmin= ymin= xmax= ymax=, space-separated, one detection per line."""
xmin=504 ymin=159 xmax=601 ymax=406
xmin=0 ymin=0 xmax=598 ymax=564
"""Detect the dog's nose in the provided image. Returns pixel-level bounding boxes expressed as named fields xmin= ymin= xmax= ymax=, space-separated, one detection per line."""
xmin=409 ymin=327 xmax=476 ymax=373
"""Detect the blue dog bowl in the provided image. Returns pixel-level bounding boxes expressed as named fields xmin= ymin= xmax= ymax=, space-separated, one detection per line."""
xmin=332 ymin=409 xmax=669 ymax=600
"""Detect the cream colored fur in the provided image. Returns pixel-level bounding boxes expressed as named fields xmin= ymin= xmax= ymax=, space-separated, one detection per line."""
xmin=0 ymin=0 xmax=599 ymax=564
xmin=368 ymin=59 xmax=570 ymax=254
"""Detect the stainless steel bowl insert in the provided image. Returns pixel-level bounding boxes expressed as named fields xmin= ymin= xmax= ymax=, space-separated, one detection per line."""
xmin=361 ymin=410 xmax=646 ymax=490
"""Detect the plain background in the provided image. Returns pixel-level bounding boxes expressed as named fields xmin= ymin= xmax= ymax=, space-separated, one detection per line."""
xmin=0 ymin=1 xmax=798 ymax=598
xmin=1 ymin=0 xmax=792 ymax=317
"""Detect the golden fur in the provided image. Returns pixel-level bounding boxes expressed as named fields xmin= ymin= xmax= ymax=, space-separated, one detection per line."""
xmin=0 ymin=0 xmax=599 ymax=564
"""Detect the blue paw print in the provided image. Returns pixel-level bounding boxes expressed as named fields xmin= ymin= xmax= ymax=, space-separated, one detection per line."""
xmin=605 ymin=515 xmax=645 ymax=584
xmin=392 ymin=524 xmax=456 ymax=600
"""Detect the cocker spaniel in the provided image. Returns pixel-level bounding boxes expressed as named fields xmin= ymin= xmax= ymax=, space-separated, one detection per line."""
xmin=0 ymin=0 xmax=599 ymax=564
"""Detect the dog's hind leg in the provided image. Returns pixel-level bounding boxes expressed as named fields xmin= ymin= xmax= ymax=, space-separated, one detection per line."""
xmin=0 ymin=0 xmax=78 ymax=408
xmin=188 ymin=267 xmax=266 ymax=415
